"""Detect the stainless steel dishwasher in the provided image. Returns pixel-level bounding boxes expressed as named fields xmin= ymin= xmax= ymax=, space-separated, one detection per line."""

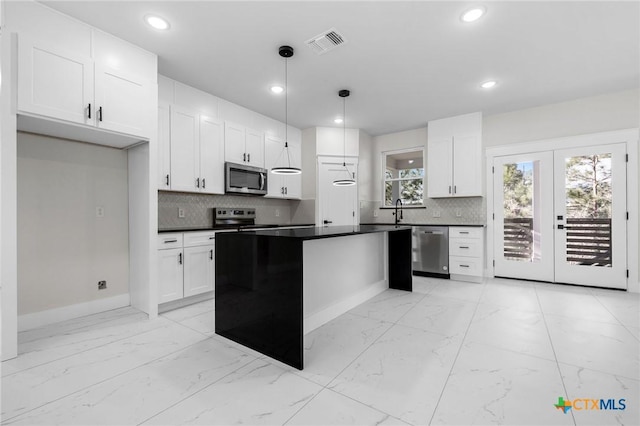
xmin=412 ymin=226 xmax=450 ymax=278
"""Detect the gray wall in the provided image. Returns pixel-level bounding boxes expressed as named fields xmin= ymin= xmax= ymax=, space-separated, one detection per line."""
xmin=17 ymin=133 xmax=129 ymax=315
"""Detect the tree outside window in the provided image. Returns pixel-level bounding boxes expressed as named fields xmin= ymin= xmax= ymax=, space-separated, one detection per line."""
xmin=383 ymin=149 xmax=424 ymax=206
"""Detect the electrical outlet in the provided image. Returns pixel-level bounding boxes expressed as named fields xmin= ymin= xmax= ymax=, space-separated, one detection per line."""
xmin=455 ymin=208 xmax=462 ymax=217
xmin=275 ymin=209 xmax=280 ymax=217
xmin=98 ymin=280 xmax=107 ymax=290
xmin=96 ymin=206 xmax=104 ymax=217
xmin=432 ymin=210 xmax=441 ymax=218
xmin=178 ymin=208 xmax=185 ymax=218
xmin=373 ymin=210 xmax=378 ymax=217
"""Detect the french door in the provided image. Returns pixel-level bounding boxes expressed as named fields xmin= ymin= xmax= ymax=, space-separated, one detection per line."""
xmin=493 ymin=143 xmax=627 ymax=289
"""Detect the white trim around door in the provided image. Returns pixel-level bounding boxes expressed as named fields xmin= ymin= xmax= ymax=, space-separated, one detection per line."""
xmin=485 ymin=128 xmax=639 ymax=292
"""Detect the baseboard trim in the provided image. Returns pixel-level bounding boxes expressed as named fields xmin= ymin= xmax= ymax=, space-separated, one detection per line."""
xmin=159 ymin=292 xmax=213 ymax=314
xmin=303 ymin=279 xmax=387 ymax=335
xmin=18 ymin=293 xmax=131 ymax=332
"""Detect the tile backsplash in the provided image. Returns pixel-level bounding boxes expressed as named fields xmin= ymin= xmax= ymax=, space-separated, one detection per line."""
xmin=360 ymin=197 xmax=486 ymax=225
xmin=158 ymin=191 xmax=314 ymax=230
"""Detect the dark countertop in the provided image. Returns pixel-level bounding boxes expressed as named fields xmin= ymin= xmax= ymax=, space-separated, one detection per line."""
xmin=221 ymin=224 xmax=412 ymax=241
xmin=361 ymin=222 xmax=485 ymax=227
xmin=158 ymin=224 xmax=315 ymax=233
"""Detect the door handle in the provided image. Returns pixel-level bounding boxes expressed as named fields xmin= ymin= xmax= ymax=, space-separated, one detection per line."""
xmin=166 ymin=174 xmax=170 ymax=186
xmin=178 ymin=252 xmax=183 ymax=265
xmin=98 ymin=106 xmax=103 ymax=122
xmin=202 ymin=178 xmax=205 ymax=189
xmin=87 ymin=103 xmax=91 ymax=119
xmin=243 ymin=153 xmax=246 ymax=162
xmin=196 ymin=177 xmax=200 ymax=188
xmin=209 ymin=249 xmax=213 ymax=260
xmin=247 ymin=153 xmax=251 ymax=162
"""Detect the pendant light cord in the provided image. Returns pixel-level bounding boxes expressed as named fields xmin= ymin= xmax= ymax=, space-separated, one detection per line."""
xmin=285 ymin=57 xmax=291 ymax=167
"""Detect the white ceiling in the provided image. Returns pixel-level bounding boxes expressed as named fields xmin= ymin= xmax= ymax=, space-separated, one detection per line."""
xmin=40 ymin=1 xmax=639 ymax=136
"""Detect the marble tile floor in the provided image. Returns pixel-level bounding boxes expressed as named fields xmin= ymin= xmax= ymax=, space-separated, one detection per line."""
xmin=2 ymin=277 xmax=638 ymax=425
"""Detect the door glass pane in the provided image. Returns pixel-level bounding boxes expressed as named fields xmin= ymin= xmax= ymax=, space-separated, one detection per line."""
xmin=503 ymin=161 xmax=539 ymax=262
xmin=564 ymin=154 xmax=612 ymax=267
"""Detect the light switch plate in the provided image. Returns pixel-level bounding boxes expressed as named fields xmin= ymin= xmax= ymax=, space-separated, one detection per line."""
xmin=96 ymin=206 xmax=104 ymax=218
xmin=455 ymin=208 xmax=462 ymax=217
xmin=432 ymin=210 xmax=441 ymax=218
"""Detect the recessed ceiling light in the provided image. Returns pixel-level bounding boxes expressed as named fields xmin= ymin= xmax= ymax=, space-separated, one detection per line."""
xmin=270 ymin=85 xmax=284 ymax=94
xmin=145 ymin=14 xmax=170 ymax=31
xmin=461 ymin=7 xmax=486 ymax=23
xmin=480 ymin=80 xmax=497 ymax=89
xmin=334 ymin=118 xmax=343 ymax=124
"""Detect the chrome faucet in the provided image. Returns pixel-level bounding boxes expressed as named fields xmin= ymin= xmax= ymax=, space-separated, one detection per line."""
xmin=393 ymin=198 xmax=403 ymax=226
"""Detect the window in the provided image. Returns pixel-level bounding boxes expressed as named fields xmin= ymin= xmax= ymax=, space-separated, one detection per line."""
xmin=382 ymin=148 xmax=425 ymax=207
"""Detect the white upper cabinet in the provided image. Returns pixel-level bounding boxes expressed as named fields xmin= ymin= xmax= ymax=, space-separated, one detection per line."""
xmin=166 ymin=106 xmax=224 ymax=194
xmin=427 ymin=112 xmax=482 ymax=198
xmin=16 ymin=20 xmax=156 ymax=141
xmin=18 ymin=36 xmax=94 ymax=126
xmin=224 ymin=122 xmax=264 ymax=167
xmin=158 ymin=105 xmax=171 ymax=189
xmin=264 ymin=134 xmax=301 ymax=199
xmin=198 ymin=115 xmax=225 ymax=194
xmin=170 ymin=106 xmax=200 ymax=192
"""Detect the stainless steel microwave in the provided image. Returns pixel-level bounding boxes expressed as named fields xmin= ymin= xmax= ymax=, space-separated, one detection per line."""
xmin=225 ymin=162 xmax=268 ymax=195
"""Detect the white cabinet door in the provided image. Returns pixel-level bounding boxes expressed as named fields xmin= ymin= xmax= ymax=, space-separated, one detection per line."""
xmin=170 ymin=106 xmax=200 ymax=192
xmin=264 ymin=135 xmax=284 ymax=198
xmin=245 ymin=128 xmax=264 ymax=167
xmin=158 ymin=105 xmax=171 ymax=189
xmin=199 ymin=115 xmax=225 ymax=194
xmin=283 ymin=138 xmax=302 ymax=199
xmin=94 ymin=65 xmax=152 ymax=138
xmin=158 ymin=248 xmax=184 ymax=304
xmin=224 ymin=122 xmax=246 ymax=164
xmin=18 ymin=36 xmax=93 ymax=125
xmin=427 ymin=138 xmax=453 ymax=198
xmin=452 ymin=134 xmax=482 ymax=197
xmin=183 ymin=244 xmax=214 ymax=297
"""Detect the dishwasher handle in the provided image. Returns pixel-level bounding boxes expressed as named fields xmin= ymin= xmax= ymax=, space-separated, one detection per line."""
xmin=422 ymin=230 xmax=444 ymax=235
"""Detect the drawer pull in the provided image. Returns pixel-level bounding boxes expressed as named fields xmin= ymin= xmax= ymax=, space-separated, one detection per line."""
xmin=459 ymin=231 xmax=469 ymax=234
xmin=460 ymin=264 xmax=470 ymax=268
xmin=164 ymin=239 xmax=178 ymax=243
xmin=209 ymin=236 xmax=215 ymax=240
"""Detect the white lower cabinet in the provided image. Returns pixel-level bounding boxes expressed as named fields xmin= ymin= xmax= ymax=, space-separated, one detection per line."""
xmin=157 ymin=231 xmax=215 ymax=304
xmin=449 ymin=227 xmax=484 ymax=283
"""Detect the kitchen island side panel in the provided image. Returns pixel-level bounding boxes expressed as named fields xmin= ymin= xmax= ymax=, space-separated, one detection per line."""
xmin=388 ymin=228 xmax=412 ymax=291
xmin=215 ymin=233 xmax=304 ymax=369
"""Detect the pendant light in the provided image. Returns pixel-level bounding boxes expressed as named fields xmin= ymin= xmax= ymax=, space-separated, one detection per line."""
xmin=333 ymin=89 xmax=356 ymax=186
xmin=271 ymin=45 xmax=301 ymax=175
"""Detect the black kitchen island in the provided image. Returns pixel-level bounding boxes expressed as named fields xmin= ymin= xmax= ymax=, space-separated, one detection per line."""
xmin=215 ymin=225 xmax=412 ymax=369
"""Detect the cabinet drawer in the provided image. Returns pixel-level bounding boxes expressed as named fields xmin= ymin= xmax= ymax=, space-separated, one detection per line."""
xmin=450 ymin=227 xmax=482 ymax=239
xmin=450 ymin=256 xmax=482 ymax=276
xmin=449 ymin=239 xmax=481 ymax=257
xmin=184 ymin=231 xmax=216 ymax=247
xmin=157 ymin=233 xmax=183 ymax=249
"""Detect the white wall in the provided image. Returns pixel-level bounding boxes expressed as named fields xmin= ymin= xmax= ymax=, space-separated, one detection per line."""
xmin=369 ymin=127 xmax=428 ymax=203
xmin=17 ymin=133 xmax=129 ymax=315
xmin=484 ymin=89 xmax=639 ymax=147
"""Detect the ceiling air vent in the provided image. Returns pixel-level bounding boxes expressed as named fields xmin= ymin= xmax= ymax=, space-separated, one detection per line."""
xmin=306 ymin=28 xmax=346 ymax=55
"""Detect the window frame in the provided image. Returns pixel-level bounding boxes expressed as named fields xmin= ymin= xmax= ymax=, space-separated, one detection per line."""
xmin=381 ymin=146 xmax=426 ymax=208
